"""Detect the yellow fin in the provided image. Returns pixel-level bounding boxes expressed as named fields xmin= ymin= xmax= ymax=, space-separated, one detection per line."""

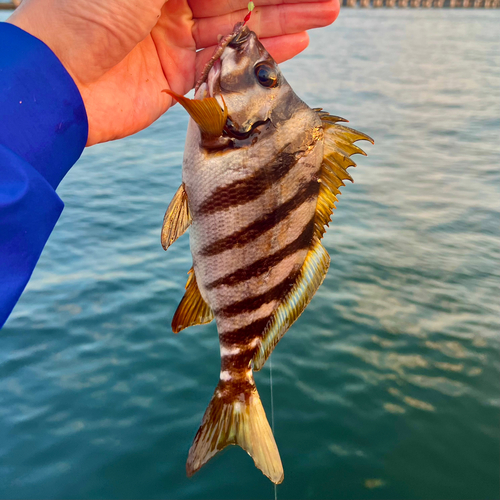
xmin=186 ymin=382 xmax=284 ymax=484
xmin=313 ymin=110 xmax=374 ymax=240
xmin=253 ymin=239 xmax=330 ymax=371
xmin=172 ymin=268 xmax=214 ymax=333
xmin=163 ymin=89 xmax=228 ymax=137
xmin=313 ymin=108 xmax=348 ymax=124
xmin=161 ymin=184 xmax=192 ymax=251
xmin=252 ymin=111 xmax=372 ymax=370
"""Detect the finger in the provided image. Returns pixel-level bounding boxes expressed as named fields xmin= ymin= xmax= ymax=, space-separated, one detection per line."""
xmin=194 ymin=31 xmax=309 ymax=81
xmin=190 ymin=0 xmax=332 ymax=18
xmin=264 ymin=31 xmax=310 ymax=62
xmin=192 ymin=1 xmax=338 ymax=50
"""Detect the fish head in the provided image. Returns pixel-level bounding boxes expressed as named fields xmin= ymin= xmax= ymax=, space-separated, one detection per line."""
xmin=203 ymin=25 xmax=299 ymax=141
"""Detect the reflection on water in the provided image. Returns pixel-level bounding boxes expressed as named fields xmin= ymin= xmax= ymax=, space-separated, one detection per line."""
xmin=1 ymin=8 xmax=500 ymax=500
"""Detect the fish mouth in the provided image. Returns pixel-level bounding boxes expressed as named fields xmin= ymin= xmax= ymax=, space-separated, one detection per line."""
xmin=224 ymin=118 xmax=270 ymax=140
xmin=198 ymin=24 xmax=263 ymax=141
xmin=228 ymin=26 xmax=250 ymax=48
xmin=194 ymin=22 xmax=248 ymax=93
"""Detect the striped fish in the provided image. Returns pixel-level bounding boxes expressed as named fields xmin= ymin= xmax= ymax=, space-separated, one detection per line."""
xmin=162 ymin=23 xmax=372 ymax=484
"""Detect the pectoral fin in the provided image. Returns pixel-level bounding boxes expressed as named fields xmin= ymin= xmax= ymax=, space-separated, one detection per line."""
xmin=163 ymin=90 xmax=228 ymax=138
xmin=161 ymin=184 xmax=192 ymax=251
xmin=172 ymin=267 xmax=214 ymax=333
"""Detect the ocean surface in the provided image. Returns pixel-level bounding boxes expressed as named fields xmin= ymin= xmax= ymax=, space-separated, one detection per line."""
xmin=1 ymin=9 xmax=499 ymax=500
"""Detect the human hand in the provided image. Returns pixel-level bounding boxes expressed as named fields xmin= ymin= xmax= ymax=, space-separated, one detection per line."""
xmin=8 ymin=0 xmax=339 ymax=146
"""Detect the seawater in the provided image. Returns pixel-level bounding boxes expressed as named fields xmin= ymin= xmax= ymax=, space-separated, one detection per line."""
xmin=1 ymin=9 xmax=499 ymax=500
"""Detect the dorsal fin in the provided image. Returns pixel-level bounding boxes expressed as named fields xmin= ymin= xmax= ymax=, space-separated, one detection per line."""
xmin=252 ymin=110 xmax=373 ymax=370
xmin=161 ymin=184 xmax=192 ymax=250
xmin=253 ymin=238 xmax=330 ymax=371
xmin=313 ymin=109 xmax=373 ymax=240
xmin=172 ymin=267 xmax=214 ymax=333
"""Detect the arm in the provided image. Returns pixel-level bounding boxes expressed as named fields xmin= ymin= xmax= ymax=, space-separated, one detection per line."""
xmin=7 ymin=0 xmax=339 ymax=146
xmin=0 ymin=0 xmax=339 ymax=327
xmin=0 ymin=23 xmax=87 ymax=327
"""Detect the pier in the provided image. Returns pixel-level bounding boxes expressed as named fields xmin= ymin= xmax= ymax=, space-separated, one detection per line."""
xmin=343 ymin=0 xmax=499 ymax=5
xmin=0 ymin=1 xmax=19 ymax=9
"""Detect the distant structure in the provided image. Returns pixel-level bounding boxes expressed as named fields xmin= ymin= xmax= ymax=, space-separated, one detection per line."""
xmin=0 ymin=0 xmax=19 ymax=8
xmin=347 ymin=0 xmax=499 ymax=5
xmin=1 ymin=0 xmax=499 ymax=9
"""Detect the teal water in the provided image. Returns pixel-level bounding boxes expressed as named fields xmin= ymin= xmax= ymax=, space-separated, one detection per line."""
xmin=1 ymin=9 xmax=499 ymax=500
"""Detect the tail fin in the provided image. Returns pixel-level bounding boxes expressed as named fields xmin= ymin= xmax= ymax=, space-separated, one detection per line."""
xmin=186 ymin=383 xmax=284 ymax=484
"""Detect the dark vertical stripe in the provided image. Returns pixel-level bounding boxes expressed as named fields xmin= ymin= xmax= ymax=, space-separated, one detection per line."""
xmin=216 ymin=270 xmax=299 ymax=318
xmin=219 ymin=316 xmax=272 ymax=346
xmin=197 ymin=143 xmax=299 ymax=216
xmin=206 ymin=216 xmax=315 ymax=290
xmin=222 ymin=355 xmax=255 ymax=371
xmin=217 ymin=379 xmax=255 ymax=402
xmin=200 ymin=179 xmax=320 ymax=257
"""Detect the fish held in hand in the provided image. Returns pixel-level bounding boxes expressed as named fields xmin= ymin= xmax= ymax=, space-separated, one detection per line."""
xmin=162 ymin=24 xmax=373 ymax=484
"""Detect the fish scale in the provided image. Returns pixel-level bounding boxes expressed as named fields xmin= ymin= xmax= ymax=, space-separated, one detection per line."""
xmin=161 ymin=22 xmax=373 ymax=484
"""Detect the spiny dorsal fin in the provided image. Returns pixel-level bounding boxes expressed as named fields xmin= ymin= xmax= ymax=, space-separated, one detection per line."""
xmin=161 ymin=184 xmax=192 ymax=251
xmin=253 ymin=239 xmax=330 ymax=371
xmin=252 ymin=111 xmax=373 ymax=370
xmin=172 ymin=267 xmax=214 ymax=333
xmin=313 ymin=109 xmax=374 ymax=240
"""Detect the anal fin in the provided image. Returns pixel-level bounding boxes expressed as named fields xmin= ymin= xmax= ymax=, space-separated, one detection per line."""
xmin=161 ymin=184 xmax=192 ymax=251
xmin=172 ymin=267 xmax=214 ymax=333
xmin=253 ymin=239 xmax=330 ymax=371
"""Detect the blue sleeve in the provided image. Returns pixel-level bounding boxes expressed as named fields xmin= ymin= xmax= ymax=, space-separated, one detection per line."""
xmin=0 ymin=22 xmax=89 ymax=328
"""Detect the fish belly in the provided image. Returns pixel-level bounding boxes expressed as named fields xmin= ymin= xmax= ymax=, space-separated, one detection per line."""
xmin=186 ymin=135 xmax=324 ymax=357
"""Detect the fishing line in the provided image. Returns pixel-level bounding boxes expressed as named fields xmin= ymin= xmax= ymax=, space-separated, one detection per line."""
xmin=269 ymin=354 xmax=277 ymax=500
xmin=270 ymin=354 xmax=275 ymax=434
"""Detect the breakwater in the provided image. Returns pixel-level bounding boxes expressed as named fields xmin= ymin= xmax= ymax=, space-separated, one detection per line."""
xmin=343 ymin=0 xmax=499 ymax=6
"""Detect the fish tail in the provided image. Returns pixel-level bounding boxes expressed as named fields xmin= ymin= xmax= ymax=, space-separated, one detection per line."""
xmin=186 ymin=378 xmax=284 ymax=484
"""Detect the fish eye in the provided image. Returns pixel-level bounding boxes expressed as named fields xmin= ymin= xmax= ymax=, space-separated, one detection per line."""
xmin=254 ymin=63 xmax=278 ymax=88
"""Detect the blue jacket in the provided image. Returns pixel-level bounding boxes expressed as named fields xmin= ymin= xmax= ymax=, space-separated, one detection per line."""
xmin=0 ymin=23 xmax=88 ymax=327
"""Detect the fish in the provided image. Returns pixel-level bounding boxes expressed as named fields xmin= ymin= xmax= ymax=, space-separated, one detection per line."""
xmin=161 ymin=21 xmax=373 ymax=484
